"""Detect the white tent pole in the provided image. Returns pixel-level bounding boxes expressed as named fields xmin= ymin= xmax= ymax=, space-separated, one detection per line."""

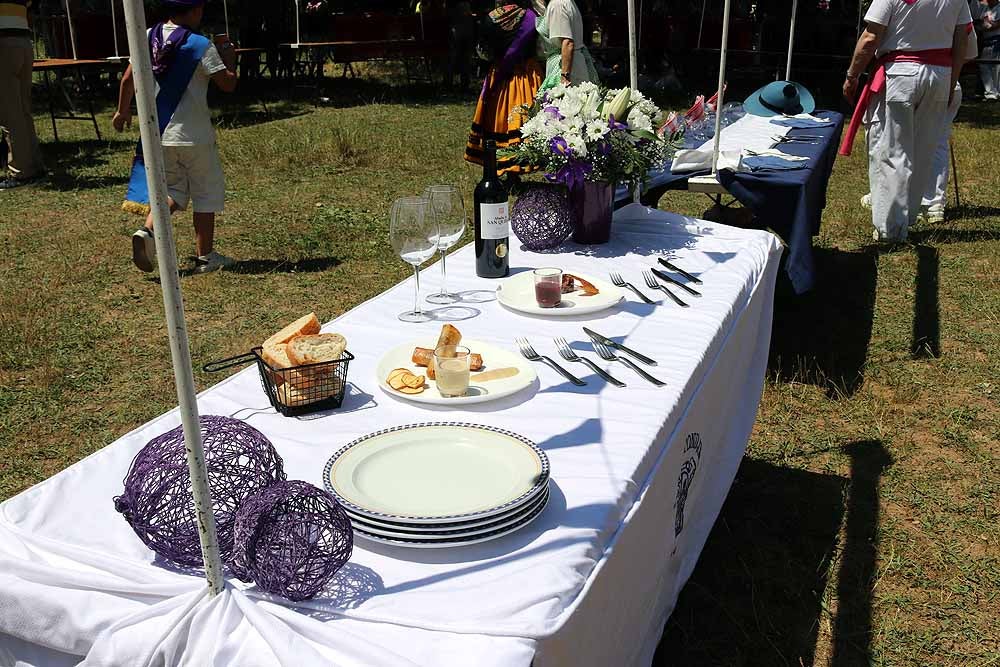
xmin=64 ymin=0 xmax=78 ymax=60
xmin=627 ymin=0 xmax=639 ymax=203
xmin=294 ymin=0 xmax=301 ymax=46
xmin=223 ymin=0 xmax=231 ymax=37
xmin=110 ymin=0 xmax=120 ymax=59
xmin=710 ymin=0 xmax=732 ymax=175
xmin=696 ymin=0 xmax=707 ymax=50
xmin=120 ymin=0 xmax=225 ymax=598
xmin=785 ymin=0 xmax=798 ymax=80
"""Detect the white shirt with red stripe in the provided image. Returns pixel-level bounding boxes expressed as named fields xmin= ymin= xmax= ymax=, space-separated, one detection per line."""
xmin=865 ymin=0 xmax=973 ymax=56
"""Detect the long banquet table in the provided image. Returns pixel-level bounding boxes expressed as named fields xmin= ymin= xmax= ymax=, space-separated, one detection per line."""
xmin=616 ymin=111 xmax=844 ymax=295
xmin=0 ymin=205 xmax=782 ymax=667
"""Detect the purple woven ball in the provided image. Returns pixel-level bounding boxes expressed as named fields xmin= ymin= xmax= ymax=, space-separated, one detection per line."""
xmin=114 ymin=415 xmax=286 ymax=567
xmin=511 ymin=186 xmax=574 ymax=250
xmin=230 ymin=480 xmax=353 ymax=601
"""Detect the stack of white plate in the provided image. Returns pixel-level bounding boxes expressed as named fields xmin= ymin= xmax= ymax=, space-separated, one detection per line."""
xmin=323 ymin=422 xmax=550 ymax=549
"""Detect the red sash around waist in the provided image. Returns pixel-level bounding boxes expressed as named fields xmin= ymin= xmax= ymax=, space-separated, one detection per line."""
xmin=838 ymin=48 xmax=952 ymax=156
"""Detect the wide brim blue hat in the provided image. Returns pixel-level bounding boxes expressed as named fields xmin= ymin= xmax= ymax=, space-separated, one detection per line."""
xmin=743 ymin=80 xmax=815 ymax=117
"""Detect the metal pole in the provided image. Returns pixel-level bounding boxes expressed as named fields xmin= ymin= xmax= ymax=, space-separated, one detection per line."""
xmin=627 ymin=0 xmax=640 ymax=203
xmin=110 ymin=0 xmax=120 ymax=59
xmin=949 ymin=137 xmax=960 ymax=209
xmin=120 ymin=0 xmax=225 ymax=597
xmin=64 ymin=0 xmax=78 ymax=60
xmin=697 ymin=0 xmax=707 ymax=49
xmin=711 ymin=0 xmax=732 ymax=175
xmin=223 ymin=0 xmax=231 ymax=38
xmin=295 ymin=0 xmax=301 ymax=46
xmin=785 ymin=0 xmax=798 ymax=80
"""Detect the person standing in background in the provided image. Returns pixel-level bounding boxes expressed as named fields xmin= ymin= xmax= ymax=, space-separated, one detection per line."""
xmin=840 ymin=0 xmax=972 ymax=242
xmin=465 ymin=0 xmax=543 ymax=175
xmin=536 ymin=0 xmax=599 ymax=91
xmin=0 ymin=0 xmax=46 ymax=189
xmin=980 ymin=0 xmax=1000 ymax=98
xmin=447 ymin=0 xmax=476 ymax=90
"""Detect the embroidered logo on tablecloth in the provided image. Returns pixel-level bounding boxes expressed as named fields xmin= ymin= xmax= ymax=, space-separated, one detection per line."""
xmin=673 ymin=433 xmax=703 ymax=538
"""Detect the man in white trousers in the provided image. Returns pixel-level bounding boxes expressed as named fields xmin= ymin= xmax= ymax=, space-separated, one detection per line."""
xmin=860 ymin=28 xmax=977 ymax=223
xmin=839 ymin=0 xmax=973 ymax=242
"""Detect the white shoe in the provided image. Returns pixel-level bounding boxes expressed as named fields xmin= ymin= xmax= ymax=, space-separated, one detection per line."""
xmin=131 ymin=228 xmax=155 ymax=272
xmin=861 ymin=193 xmax=872 ymax=209
xmin=986 ymin=93 xmax=999 ymax=101
xmin=924 ymin=208 xmax=944 ymax=223
xmin=193 ymin=251 xmax=235 ymax=274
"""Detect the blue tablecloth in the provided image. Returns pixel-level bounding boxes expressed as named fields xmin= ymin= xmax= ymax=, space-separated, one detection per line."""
xmin=617 ymin=111 xmax=844 ymax=294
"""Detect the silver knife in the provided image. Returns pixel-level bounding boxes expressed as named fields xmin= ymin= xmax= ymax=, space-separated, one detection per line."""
xmin=583 ymin=328 xmax=657 ymax=366
xmin=657 ymin=257 xmax=703 ymax=285
xmin=651 ymin=267 xmax=702 ymax=297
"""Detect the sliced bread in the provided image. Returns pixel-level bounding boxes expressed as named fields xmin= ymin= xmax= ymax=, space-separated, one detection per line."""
xmin=263 ymin=312 xmax=321 ymax=349
xmin=287 ymin=333 xmax=347 ymax=366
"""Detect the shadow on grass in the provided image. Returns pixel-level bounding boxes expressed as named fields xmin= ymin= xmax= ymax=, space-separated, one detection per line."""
xmin=39 ymin=138 xmax=134 ymax=191
xmin=911 ymin=244 xmax=940 ymax=358
xmin=769 ymin=247 xmax=878 ymax=397
xmin=957 ymin=100 xmax=1000 ymax=129
xmin=910 ymin=226 xmax=1000 ymax=244
xmin=832 ymin=440 xmax=894 ymax=666
xmin=655 ymin=457 xmax=849 ymax=666
xmin=177 ymin=257 xmax=342 ymax=277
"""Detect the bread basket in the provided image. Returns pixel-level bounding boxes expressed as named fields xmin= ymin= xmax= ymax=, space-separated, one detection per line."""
xmin=204 ymin=347 xmax=354 ymax=417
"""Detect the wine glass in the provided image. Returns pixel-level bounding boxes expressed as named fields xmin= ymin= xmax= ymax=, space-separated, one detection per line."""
xmin=423 ymin=185 xmax=468 ymax=305
xmin=389 ymin=197 xmax=438 ymax=323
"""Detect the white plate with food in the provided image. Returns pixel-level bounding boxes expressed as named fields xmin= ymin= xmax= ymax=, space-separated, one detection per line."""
xmin=323 ymin=422 xmax=550 ymax=524
xmin=496 ymin=271 xmax=623 ymax=317
xmin=375 ymin=324 xmax=536 ymax=406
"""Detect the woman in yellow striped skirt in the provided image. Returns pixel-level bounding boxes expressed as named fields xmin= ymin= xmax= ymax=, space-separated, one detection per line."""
xmin=465 ymin=1 xmax=545 ymax=175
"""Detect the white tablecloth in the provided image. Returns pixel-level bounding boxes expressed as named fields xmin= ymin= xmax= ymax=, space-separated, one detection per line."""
xmin=0 ymin=205 xmax=782 ymax=667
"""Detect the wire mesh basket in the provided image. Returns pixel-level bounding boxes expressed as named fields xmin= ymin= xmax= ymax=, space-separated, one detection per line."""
xmin=205 ymin=347 xmax=354 ymax=417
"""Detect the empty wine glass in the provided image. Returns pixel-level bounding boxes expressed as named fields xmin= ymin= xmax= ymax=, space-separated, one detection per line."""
xmin=423 ymin=185 xmax=468 ymax=305
xmin=389 ymin=197 xmax=438 ymax=323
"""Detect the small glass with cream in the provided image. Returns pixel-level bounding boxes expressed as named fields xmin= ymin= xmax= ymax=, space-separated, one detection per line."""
xmin=434 ymin=345 xmax=471 ymax=397
xmin=534 ymin=268 xmax=562 ymax=308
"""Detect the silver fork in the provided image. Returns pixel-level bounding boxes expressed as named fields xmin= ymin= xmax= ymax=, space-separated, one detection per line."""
xmin=590 ymin=339 xmax=665 ymax=387
xmin=516 ymin=337 xmax=586 ymax=386
xmin=609 ymin=272 xmax=654 ymax=304
xmin=554 ymin=337 xmax=626 ymax=387
xmin=643 ymin=271 xmax=688 ymax=308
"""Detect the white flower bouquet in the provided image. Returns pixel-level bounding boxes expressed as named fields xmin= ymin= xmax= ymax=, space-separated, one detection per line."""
xmin=505 ymin=83 xmax=681 ymax=191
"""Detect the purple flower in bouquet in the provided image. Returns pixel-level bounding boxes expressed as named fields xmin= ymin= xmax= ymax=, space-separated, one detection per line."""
xmin=595 ymin=140 xmax=612 ymax=156
xmin=546 ymin=159 xmax=593 ymax=191
xmin=543 ymin=105 xmax=565 ymax=121
xmin=608 ymin=114 xmax=628 ymax=131
xmin=550 ymin=136 xmax=571 ymax=156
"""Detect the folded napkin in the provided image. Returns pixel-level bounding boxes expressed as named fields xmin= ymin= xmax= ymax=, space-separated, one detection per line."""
xmin=670 ymin=149 xmax=742 ymax=174
xmin=769 ymin=114 xmax=832 ymax=129
xmin=738 ymin=149 xmax=809 ymax=173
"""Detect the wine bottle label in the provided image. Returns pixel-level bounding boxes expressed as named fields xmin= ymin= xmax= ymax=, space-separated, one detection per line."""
xmin=479 ymin=202 xmax=509 ymax=240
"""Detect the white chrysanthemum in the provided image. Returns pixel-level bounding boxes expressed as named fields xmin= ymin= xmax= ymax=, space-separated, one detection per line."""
xmin=586 ymin=122 xmax=608 ymax=141
xmin=567 ymin=135 xmax=588 ymax=157
xmin=628 ymin=107 xmax=653 ymax=131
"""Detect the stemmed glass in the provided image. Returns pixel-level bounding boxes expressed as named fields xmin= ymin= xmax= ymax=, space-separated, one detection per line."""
xmin=423 ymin=185 xmax=467 ymax=305
xmin=389 ymin=197 xmax=438 ymax=323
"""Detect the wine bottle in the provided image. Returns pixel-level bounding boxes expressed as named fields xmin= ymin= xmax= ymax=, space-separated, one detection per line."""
xmin=474 ymin=139 xmax=510 ymax=278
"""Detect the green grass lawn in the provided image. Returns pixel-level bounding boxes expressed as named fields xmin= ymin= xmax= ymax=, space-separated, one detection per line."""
xmin=1 ymin=69 xmax=998 ymax=665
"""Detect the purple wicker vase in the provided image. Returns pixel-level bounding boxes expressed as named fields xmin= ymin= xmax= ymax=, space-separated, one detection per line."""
xmin=510 ymin=185 xmax=574 ymax=250
xmin=230 ymin=480 xmax=353 ymax=601
xmin=570 ymin=181 xmax=615 ymax=244
xmin=114 ymin=415 xmax=286 ymax=567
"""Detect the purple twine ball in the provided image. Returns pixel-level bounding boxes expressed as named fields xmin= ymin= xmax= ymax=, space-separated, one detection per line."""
xmin=511 ymin=185 xmax=574 ymax=250
xmin=230 ymin=480 xmax=353 ymax=601
xmin=114 ymin=415 xmax=286 ymax=567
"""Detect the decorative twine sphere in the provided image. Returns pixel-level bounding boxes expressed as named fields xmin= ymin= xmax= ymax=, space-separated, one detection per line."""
xmin=114 ymin=415 xmax=286 ymax=567
xmin=511 ymin=185 xmax=574 ymax=250
xmin=230 ymin=480 xmax=353 ymax=601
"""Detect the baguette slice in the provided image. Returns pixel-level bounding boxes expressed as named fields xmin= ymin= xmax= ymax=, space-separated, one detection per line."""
xmin=287 ymin=333 xmax=348 ymax=367
xmin=263 ymin=312 xmax=321 ymax=349
xmin=262 ymin=342 xmax=296 ymax=386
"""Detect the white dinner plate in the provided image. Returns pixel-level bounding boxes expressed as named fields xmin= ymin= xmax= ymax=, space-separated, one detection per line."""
xmin=324 ymin=423 xmax=550 ymax=524
xmin=496 ymin=271 xmax=623 ymax=317
xmin=347 ymin=486 xmax=550 ymax=540
xmin=352 ymin=492 xmax=549 ymax=549
xmin=375 ymin=339 xmax=536 ymax=406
